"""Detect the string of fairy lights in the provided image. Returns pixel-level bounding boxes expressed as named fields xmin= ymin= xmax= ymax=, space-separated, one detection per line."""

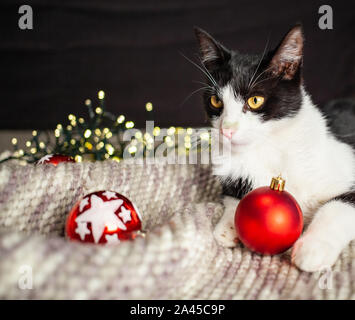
xmin=1 ymin=90 xmax=211 ymax=164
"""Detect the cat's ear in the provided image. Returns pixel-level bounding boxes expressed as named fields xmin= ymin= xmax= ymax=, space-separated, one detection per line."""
xmin=268 ymin=24 xmax=304 ymax=80
xmin=194 ymin=27 xmax=230 ymax=69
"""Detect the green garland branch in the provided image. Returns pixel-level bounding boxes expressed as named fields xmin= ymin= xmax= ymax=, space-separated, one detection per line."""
xmin=1 ymin=91 xmax=208 ymax=164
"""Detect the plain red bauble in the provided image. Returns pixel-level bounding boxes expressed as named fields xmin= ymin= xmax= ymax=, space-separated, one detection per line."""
xmin=235 ymin=186 xmax=303 ymax=255
xmin=37 ymin=154 xmax=75 ymax=166
xmin=66 ymin=191 xmax=142 ymax=245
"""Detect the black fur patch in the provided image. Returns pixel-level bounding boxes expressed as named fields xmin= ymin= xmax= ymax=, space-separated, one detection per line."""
xmin=322 ymin=98 xmax=355 ymax=148
xmin=334 ymin=191 xmax=355 ymax=206
xmin=222 ymin=177 xmax=253 ymax=200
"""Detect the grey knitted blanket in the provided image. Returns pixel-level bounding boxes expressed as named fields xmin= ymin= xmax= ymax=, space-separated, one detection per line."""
xmin=0 ymin=160 xmax=354 ymax=299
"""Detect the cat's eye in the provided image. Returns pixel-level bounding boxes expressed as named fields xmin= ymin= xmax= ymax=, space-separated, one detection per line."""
xmin=210 ymin=95 xmax=223 ymax=109
xmin=247 ymin=96 xmax=265 ymax=110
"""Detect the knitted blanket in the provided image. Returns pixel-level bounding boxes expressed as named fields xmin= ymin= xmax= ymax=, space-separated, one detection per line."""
xmin=0 ymin=160 xmax=354 ymax=299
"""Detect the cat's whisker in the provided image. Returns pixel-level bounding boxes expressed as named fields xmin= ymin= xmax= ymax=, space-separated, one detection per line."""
xmin=196 ymin=54 xmax=219 ymax=87
xmin=192 ymin=80 xmax=214 ymax=88
xmin=249 ymin=66 xmax=274 ymax=90
xmin=192 ymin=80 xmax=207 ymax=85
xmin=251 ymin=74 xmax=277 ymax=90
xmin=180 ymin=86 xmax=212 ymax=107
xmin=250 ymin=67 xmax=270 ymax=89
xmin=248 ymin=36 xmax=270 ymax=90
xmin=192 ymin=80 xmax=215 ymax=92
xmin=180 ymin=52 xmax=218 ymax=87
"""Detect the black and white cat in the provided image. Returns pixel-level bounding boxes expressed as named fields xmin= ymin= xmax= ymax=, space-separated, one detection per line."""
xmin=194 ymin=25 xmax=355 ymax=272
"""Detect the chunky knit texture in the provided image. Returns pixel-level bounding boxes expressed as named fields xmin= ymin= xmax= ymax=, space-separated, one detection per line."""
xmin=0 ymin=160 xmax=354 ymax=299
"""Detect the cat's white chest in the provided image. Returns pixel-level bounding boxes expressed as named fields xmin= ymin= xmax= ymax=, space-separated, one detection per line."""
xmin=214 ymin=143 xmax=284 ymax=188
xmin=213 ymin=131 xmax=355 ymax=217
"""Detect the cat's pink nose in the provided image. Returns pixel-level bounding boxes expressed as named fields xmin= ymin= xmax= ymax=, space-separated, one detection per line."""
xmin=221 ymin=128 xmax=236 ymax=139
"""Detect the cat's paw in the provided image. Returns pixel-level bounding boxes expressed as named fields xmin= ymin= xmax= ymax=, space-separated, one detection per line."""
xmin=213 ymin=218 xmax=239 ymax=248
xmin=212 ymin=196 xmax=239 ymax=248
xmin=213 ymin=223 xmax=239 ymax=248
xmin=291 ymin=235 xmax=341 ymax=272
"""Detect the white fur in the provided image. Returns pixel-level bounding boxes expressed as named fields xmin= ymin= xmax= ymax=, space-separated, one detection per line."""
xmin=213 ymin=84 xmax=355 ymax=272
xmin=292 ymin=200 xmax=355 ymax=271
xmin=202 ymin=52 xmax=219 ymax=64
xmin=279 ymin=43 xmax=302 ymax=62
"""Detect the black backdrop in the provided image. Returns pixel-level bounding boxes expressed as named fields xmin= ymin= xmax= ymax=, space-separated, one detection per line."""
xmin=1 ymin=0 xmax=354 ymax=129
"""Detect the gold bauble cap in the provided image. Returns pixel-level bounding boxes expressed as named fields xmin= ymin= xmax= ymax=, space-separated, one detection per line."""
xmin=270 ymin=175 xmax=285 ymax=191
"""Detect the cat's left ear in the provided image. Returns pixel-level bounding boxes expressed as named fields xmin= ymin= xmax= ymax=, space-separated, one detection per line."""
xmin=269 ymin=24 xmax=304 ymax=80
xmin=194 ymin=27 xmax=231 ymax=69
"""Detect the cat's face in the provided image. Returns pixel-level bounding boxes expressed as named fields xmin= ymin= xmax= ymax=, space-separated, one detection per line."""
xmin=194 ymin=25 xmax=304 ymax=151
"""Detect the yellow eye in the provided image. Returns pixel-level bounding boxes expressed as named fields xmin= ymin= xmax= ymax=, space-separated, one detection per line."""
xmin=247 ymin=96 xmax=265 ymax=109
xmin=210 ymin=95 xmax=223 ymax=108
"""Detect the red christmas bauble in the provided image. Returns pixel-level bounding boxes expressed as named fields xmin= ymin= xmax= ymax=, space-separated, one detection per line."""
xmin=66 ymin=191 xmax=142 ymax=245
xmin=235 ymin=176 xmax=303 ymax=255
xmin=37 ymin=154 xmax=75 ymax=166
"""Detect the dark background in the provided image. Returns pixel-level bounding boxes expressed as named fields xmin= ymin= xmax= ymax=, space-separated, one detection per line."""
xmin=0 ymin=0 xmax=354 ymax=129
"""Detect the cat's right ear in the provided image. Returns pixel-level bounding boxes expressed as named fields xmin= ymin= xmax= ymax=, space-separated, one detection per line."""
xmin=268 ymin=24 xmax=304 ymax=80
xmin=194 ymin=27 xmax=230 ymax=69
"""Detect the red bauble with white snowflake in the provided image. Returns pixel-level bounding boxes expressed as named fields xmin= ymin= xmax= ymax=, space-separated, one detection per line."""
xmin=37 ymin=154 xmax=75 ymax=166
xmin=66 ymin=191 xmax=142 ymax=245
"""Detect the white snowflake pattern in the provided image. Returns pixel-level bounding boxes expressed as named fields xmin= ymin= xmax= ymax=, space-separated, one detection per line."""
xmin=102 ymin=191 xmax=117 ymax=200
xmin=118 ymin=206 xmax=132 ymax=223
xmin=75 ymin=222 xmax=90 ymax=240
xmin=105 ymin=234 xmax=120 ymax=245
xmin=37 ymin=154 xmax=53 ymax=164
xmin=75 ymin=194 xmax=126 ymax=243
xmin=79 ymin=197 xmax=90 ymax=212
